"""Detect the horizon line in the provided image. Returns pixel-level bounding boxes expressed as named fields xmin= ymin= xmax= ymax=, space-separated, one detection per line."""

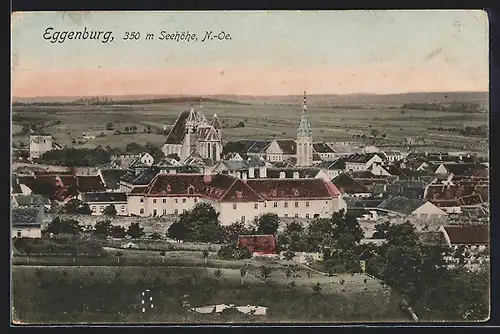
xmin=12 ymin=90 xmax=490 ymax=100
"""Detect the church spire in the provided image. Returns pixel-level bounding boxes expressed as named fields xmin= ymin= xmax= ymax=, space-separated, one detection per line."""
xmin=196 ymin=98 xmax=208 ymax=125
xmin=297 ymin=91 xmax=312 ymax=138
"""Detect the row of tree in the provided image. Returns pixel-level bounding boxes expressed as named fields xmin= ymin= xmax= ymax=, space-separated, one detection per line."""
xmin=43 ymin=217 xmax=145 ymax=239
xmin=37 ymin=147 xmax=111 ymax=166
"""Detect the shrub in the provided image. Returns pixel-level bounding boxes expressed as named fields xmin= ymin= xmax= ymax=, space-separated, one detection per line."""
xmin=217 ymin=243 xmax=252 ymax=260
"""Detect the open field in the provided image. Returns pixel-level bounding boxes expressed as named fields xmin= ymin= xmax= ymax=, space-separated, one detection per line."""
xmin=12 ymin=99 xmax=489 ymax=153
xmin=12 ymin=263 xmax=400 ymax=323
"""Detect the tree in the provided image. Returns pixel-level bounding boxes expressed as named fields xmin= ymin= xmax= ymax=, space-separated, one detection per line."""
xmin=372 ymin=221 xmax=391 ymax=239
xmin=259 ymin=266 xmax=271 ymax=282
xmin=255 ymin=213 xmax=280 ymax=235
xmin=149 ymin=232 xmax=162 ymax=240
xmin=240 ymin=268 xmax=247 ymax=285
xmin=106 ymin=122 xmax=114 ymax=130
xmin=312 ymin=282 xmax=322 ymax=295
xmin=283 ymin=250 xmax=295 ymax=262
xmin=44 ymin=217 xmax=83 ymax=235
xmin=102 ymin=204 xmax=117 ymax=217
xmin=93 ymin=220 xmax=113 ymax=237
xmin=78 ymin=203 xmax=92 ymax=215
xmin=202 ymin=250 xmax=209 ymax=264
xmin=110 ymin=225 xmax=127 ymax=239
xmin=70 ymin=247 xmax=78 ymax=264
xmin=160 ymin=250 xmax=166 ymax=264
xmin=116 ymin=251 xmax=123 ymax=264
xmin=124 ymin=126 xmax=130 ymax=132
xmin=127 ymin=222 xmax=145 ymax=239
xmin=214 ymin=268 xmax=222 ymax=281
xmin=167 ymin=221 xmax=188 ymax=241
xmin=175 ymin=203 xmax=224 ymax=243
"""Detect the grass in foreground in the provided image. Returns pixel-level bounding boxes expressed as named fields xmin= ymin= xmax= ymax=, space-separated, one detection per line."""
xmin=12 ymin=265 xmax=403 ymax=323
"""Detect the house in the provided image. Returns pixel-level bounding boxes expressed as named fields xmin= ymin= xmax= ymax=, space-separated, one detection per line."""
xmin=223 ymin=152 xmax=245 ymax=161
xmin=434 ymin=163 xmax=488 ymax=177
xmin=12 ymin=206 xmax=43 ymax=238
xmin=344 ymin=153 xmax=384 ymax=172
xmin=313 ymin=142 xmax=336 ymax=160
xmin=75 ymin=175 xmax=107 ymax=193
xmin=316 ymin=159 xmax=346 ymax=179
xmin=264 ymin=139 xmax=297 ymax=163
xmin=237 ymin=235 xmax=277 ymax=255
xmin=439 ymin=225 xmax=489 ymax=250
xmin=12 ymin=194 xmax=51 ymax=210
xmin=98 ymin=169 xmax=128 ymax=191
xmin=128 ymin=152 xmax=155 ymax=167
xmin=17 ymin=173 xmax=76 ymax=202
xmin=383 ymin=150 xmax=405 ymax=162
xmin=80 ymin=192 xmax=128 ymax=216
xmin=376 ymin=197 xmax=447 ymax=217
xmin=332 ymin=173 xmax=371 ymax=198
xmin=126 ymin=174 xmax=346 ymax=225
xmin=385 ymin=179 xmax=428 ymax=199
xmin=370 ymin=164 xmax=391 ymax=176
xmin=424 ymin=181 xmax=489 ymax=212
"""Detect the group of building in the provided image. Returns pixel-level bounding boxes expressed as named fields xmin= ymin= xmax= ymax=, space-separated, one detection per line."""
xmin=11 ymin=93 xmax=489 ymax=269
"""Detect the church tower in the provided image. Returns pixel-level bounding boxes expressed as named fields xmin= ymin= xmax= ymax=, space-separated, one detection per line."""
xmin=296 ymin=91 xmax=313 ymax=167
xmin=182 ymin=107 xmax=198 ymax=161
xmin=197 ymin=98 xmax=209 ymax=126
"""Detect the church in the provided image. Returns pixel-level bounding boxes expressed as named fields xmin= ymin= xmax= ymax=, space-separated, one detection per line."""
xmin=162 ymin=100 xmax=223 ymax=163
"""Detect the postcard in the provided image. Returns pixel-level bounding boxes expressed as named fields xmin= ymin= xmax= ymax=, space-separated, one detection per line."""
xmin=11 ymin=10 xmax=489 ymax=324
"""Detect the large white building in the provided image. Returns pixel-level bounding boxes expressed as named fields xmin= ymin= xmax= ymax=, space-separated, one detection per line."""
xmin=29 ymin=135 xmax=60 ymax=160
xmin=126 ymin=173 xmax=347 ymax=225
xmin=162 ymin=101 xmax=223 ymax=163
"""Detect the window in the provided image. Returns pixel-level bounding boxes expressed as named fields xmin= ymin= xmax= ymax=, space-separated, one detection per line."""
xmin=194 ymin=198 xmax=198 ymax=203
xmin=233 ymin=203 xmax=237 ymax=210
xmin=306 ymin=214 xmax=310 ymax=218
xmin=294 ymin=202 xmax=299 ymax=208
xmin=153 ymin=199 xmax=157 ymax=204
xmin=140 ymin=198 xmax=144 ymax=203
xmin=254 ymin=203 xmax=258 ymax=209
xmin=140 ymin=208 xmax=144 ymax=214
xmin=264 ymin=202 xmax=267 ymax=208
xmin=241 ymin=216 xmax=246 ymax=223
xmin=284 ymin=202 xmax=288 ymax=208
xmin=91 ymin=206 xmax=96 ymax=211
xmin=17 ymin=230 xmax=21 ymax=238
xmin=273 ymin=202 xmax=278 ymax=208
xmin=174 ymin=209 xmax=179 ymax=215
xmin=182 ymin=198 xmax=186 ymax=203
xmin=99 ymin=206 xmax=104 ymax=212
xmin=188 ymin=187 xmax=194 ymax=195
xmin=163 ymin=209 xmax=167 ymax=215
xmin=153 ymin=209 xmax=158 ymax=217
xmin=295 ymin=214 xmax=299 ymax=218
xmin=284 ymin=214 xmax=288 ymax=218
xmin=175 ymin=199 xmax=178 ymax=204
xmin=305 ymin=201 xmax=310 ymax=207
xmin=183 ymin=209 xmax=187 ymax=213
xmin=163 ymin=199 xmax=166 ymax=203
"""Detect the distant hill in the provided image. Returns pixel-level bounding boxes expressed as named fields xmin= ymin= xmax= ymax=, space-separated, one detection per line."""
xmin=12 ymin=91 xmax=488 ymax=106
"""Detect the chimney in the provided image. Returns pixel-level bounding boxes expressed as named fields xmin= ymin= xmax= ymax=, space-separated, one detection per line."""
xmin=249 ymin=167 xmax=255 ymax=178
xmin=259 ymin=166 xmax=267 ymax=178
xmin=279 ymin=172 xmax=286 ymax=179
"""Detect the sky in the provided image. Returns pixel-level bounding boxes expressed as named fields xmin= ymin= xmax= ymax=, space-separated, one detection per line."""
xmin=11 ymin=10 xmax=489 ymax=97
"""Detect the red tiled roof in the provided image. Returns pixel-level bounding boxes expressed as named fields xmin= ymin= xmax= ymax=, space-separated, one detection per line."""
xmin=245 ymin=178 xmax=341 ymax=200
xmin=220 ymin=179 xmax=264 ymax=202
xmin=426 ymin=183 xmax=489 ymax=204
xmin=443 ymin=225 xmax=489 ymax=245
xmin=237 ymin=235 xmax=276 ymax=254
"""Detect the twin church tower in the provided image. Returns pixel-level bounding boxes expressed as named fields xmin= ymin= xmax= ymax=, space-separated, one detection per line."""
xmin=162 ymin=91 xmax=315 ymax=167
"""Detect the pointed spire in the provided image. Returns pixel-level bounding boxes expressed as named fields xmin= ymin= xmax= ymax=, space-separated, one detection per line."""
xmin=187 ymin=107 xmax=197 ymax=126
xmin=297 ymin=91 xmax=312 ymax=138
xmin=196 ymin=98 xmax=208 ymax=125
xmin=211 ymin=113 xmax=221 ymax=129
xmin=303 ymin=90 xmax=307 ymax=112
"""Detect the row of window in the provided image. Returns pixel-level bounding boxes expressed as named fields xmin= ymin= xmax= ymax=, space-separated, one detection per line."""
xmin=140 ymin=197 xmax=199 ymax=204
xmin=239 ymin=213 xmax=314 ymax=222
xmin=91 ymin=205 xmax=126 ymax=213
xmin=232 ymin=201 xmax=325 ymax=210
xmin=139 ymin=208 xmax=185 ymax=215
